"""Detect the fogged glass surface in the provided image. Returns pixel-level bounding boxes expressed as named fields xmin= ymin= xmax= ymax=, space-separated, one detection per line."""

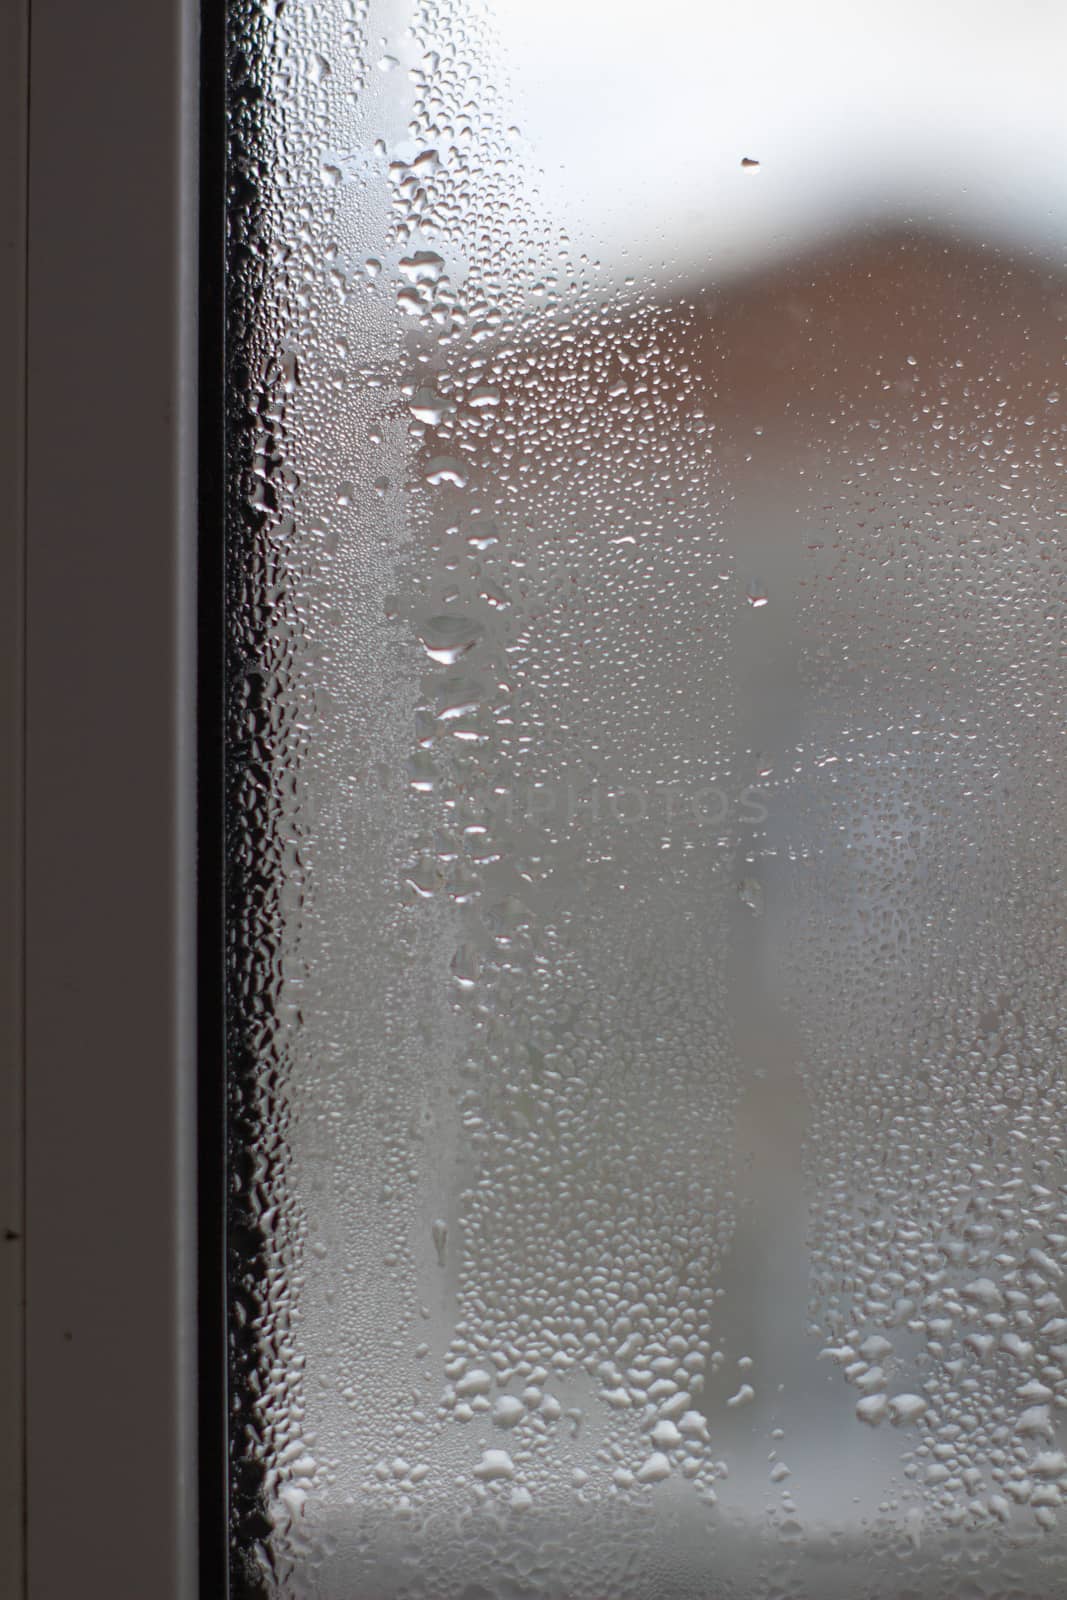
xmin=224 ymin=1 xmax=1067 ymax=1593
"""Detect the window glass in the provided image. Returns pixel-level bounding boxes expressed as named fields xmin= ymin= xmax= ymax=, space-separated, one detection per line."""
xmin=225 ymin=2 xmax=1067 ymax=1592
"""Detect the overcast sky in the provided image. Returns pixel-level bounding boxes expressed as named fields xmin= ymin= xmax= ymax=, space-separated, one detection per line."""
xmin=492 ymin=0 xmax=1067 ymax=281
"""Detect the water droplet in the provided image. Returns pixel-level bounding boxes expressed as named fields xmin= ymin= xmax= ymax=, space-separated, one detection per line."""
xmin=635 ymin=1451 xmax=672 ymax=1483
xmin=398 ymin=250 xmax=446 ymax=285
xmin=431 ymin=1218 xmax=448 ymax=1267
xmin=417 ymin=614 xmax=484 ymax=664
xmin=473 ymin=1448 xmax=514 ymax=1481
xmin=737 ymin=877 xmax=764 ymax=916
xmin=424 ymin=456 xmax=469 ymax=488
xmin=856 ymin=1394 xmax=888 ymax=1426
xmin=492 ymin=1395 xmax=525 ymax=1428
xmin=409 ymin=389 xmax=456 ymax=426
xmin=888 ymin=1392 xmax=927 ymax=1425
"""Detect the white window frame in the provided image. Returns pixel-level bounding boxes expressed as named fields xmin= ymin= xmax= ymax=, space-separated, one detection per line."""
xmin=13 ymin=0 xmax=209 ymax=1593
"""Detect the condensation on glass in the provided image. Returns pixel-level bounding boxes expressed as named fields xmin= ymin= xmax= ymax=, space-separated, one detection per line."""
xmin=224 ymin=0 xmax=1067 ymax=1593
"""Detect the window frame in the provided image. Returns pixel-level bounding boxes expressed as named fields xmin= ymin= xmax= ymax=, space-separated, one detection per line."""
xmin=1 ymin=0 xmax=27 ymax=1592
xmin=21 ymin=0 xmax=213 ymax=1593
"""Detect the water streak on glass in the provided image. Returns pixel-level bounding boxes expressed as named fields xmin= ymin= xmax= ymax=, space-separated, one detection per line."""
xmin=224 ymin=1 xmax=1067 ymax=1593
